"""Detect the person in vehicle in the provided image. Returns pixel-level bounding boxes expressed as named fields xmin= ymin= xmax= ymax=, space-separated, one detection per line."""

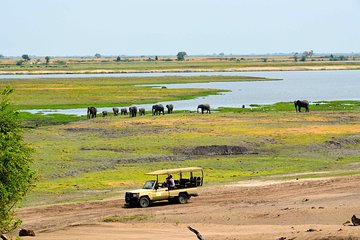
xmin=166 ymin=175 xmax=175 ymax=190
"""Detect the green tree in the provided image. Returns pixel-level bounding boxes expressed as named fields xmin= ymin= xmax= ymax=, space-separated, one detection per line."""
xmin=116 ymin=56 xmax=121 ymax=62
xmin=15 ymin=60 xmax=23 ymax=66
xmin=94 ymin=53 xmax=101 ymax=58
xmin=0 ymin=87 xmax=34 ymax=234
xmin=176 ymin=51 xmax=187 ymax=61
xmin=293 ymin=52 xmax=298 ymax=62
xmin=21 ymin=54 xmax=30 ymax=61
xmin=45 ymin=56 xmax=50 ymax=64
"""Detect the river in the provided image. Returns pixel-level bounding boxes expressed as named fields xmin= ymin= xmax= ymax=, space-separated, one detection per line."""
xmin=9 ymin=70 xmax=360 ymax=116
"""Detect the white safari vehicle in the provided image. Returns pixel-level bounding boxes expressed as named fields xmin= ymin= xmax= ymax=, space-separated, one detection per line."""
xmin=125 ymin=167 xmax=204 ymax=208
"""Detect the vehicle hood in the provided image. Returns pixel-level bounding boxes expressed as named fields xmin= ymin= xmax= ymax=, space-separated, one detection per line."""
xmin=126 ymin=188 xmax=151 ymax=194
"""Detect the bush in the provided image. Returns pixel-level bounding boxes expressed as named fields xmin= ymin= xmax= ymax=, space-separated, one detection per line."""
xmin=16 ymin=60 xmax=23 ymax=66
xmin=0 ymin=87 xmax=35 ymax=234
xmin=54 ymin=60 xmax=66 ymax=65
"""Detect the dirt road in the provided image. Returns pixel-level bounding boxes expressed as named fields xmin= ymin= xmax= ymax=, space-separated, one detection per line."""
xmin=16 ymin=176 xmax=360 ymax=239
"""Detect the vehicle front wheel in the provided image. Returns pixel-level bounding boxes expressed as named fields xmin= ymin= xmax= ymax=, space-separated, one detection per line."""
xmin=178 ymin=193 xmax=188 ymax=204
xmin=139 ymin=197 xmax=150 ymax=208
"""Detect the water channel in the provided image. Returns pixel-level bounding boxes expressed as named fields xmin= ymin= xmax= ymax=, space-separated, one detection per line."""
xmin=2 ymin=70 xmax=359 ymax=116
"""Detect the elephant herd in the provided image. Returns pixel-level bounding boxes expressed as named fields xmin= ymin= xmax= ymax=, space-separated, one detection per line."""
xmin=87 ymin=103 xmax=180 ymax=119
xmin=86 ymin=100 xmax=309 ymax=119
xmin=86 ymin=103 xmax=214 ymax=119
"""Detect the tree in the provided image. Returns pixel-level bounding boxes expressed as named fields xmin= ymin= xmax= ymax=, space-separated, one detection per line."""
xmin=293 ymin=52 xmax=298 ymax=62
xmin=116 ymin=56 xmax=121 ymax=62
xmin=0 ymin=87 xmax=34 ymax=234
xmin=45 ymin=56 xmax=50 ymax=64
xmin=94 ymin=53 xmax=101 ymax=58
xmin=21 ymin=54 xmax=30 ymax=61
xmin=177 ymin=51 xmax=187 ymax=61
xmin=16 ymin=61 xmax=23 ymax=66
xmin=155 ymin=56 xmax=158 ymax=61
xmin=303 ymin=50 xmax=313 ymax=58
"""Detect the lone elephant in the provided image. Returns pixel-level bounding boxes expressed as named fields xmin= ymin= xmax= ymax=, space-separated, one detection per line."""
xmin=87 ymin=106 xmax=97 ymax=119
xmin=121 ymin=108 xmax=128 ymax=115
xmin=197 ymin=104 xmax=211 ymax=114
xmin=152 ymin=104 xmax=164 ymax=115
xmin=112 ymin=107 xmax=119 ymax=116
xmin=166 ymin=104 xmax=174 ymax=114
xmin=294 ymin=100 xmax=309 ymax=112
xmin=139 ymin=108 xmax=146 ymax=116
xmin=129 ymin=106 xmax=137 ymax=117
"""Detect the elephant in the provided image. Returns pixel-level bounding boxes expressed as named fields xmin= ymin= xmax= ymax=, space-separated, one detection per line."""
xmin=166 ymin=104 xmax=174 ymax=114
xmin=152 ymin=104 xmax=164 ymax=115
xmin=102 ymin=111 xmax=108 ymax=117
xmin=112 ymin=107 xmax=119 ymax=116
xmin=121 ymin=108 xmax=128 ymax=115
xmin=129 ymin=106 xmax=137 ymax=117
xmin=139 ymin=107 xmax=146 ymax=116
xmin=87 ymin=106 xmax=97 ymax=119
xmin=294 ymin=100 xmax=309 ymax=112
xmin=197 ymin=104 xmax=211 ymax=114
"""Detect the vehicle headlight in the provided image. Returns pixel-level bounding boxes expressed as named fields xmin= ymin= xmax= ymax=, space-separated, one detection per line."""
xmin=132 ymin=193 xmax=139 ymax=198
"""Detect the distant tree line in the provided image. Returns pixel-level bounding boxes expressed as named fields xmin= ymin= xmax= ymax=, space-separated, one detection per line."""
xmin=293 ymin=50 xmax=313 ymax=62
xmin=328 ymin=54 xmax=348 ymax=61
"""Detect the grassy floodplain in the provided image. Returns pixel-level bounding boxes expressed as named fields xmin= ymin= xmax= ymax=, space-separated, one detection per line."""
xmin=0 ymin=75 xmax=271 ymax=110
xmin=23 ymin=104 xmax=360 ymax=206
xmin=1 ymin=56 xmax=360 ymax=75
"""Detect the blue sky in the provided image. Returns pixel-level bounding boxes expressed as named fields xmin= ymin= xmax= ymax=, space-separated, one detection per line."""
xmin=1 ymin=0 xmax=359 ymax=56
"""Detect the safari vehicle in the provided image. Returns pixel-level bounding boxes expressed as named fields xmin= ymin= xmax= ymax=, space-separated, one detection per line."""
xmin=125 ymin=167 xmax=204 ymax=208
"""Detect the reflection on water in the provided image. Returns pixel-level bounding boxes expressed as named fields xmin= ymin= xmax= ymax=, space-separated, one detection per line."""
xmin=19 ymin=70 xmax=360 ymax=116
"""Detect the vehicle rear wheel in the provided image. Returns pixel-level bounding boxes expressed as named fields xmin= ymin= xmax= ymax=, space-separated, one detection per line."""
xmin=178 ymin=193 xmax=188 ymax=204
xmin=139 ymin=197 xmax=150 ymax=208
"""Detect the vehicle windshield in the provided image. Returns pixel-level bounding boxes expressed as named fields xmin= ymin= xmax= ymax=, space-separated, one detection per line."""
xmin=143 ymin=180 xmax=156 ymax=189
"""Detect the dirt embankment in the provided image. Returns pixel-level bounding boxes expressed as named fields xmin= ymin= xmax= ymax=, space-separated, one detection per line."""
xmin=15 ymin=175 xmax=360 ymax=240
xmin=2 ymin=64 xmax=360 ymax=76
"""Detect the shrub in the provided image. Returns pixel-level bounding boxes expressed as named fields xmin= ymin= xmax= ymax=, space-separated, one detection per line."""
xmin=0 ymin=87 xmax=35 ymax=234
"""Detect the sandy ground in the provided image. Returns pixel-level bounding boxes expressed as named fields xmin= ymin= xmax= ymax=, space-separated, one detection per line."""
xmin=15 ymin=176 xmax=360 ymax=240
xmin=1 ymin=65 xmax=360 ymax=75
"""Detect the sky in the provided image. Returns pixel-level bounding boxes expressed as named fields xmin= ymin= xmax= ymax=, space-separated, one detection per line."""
xmin=1 ymin=0 xmax=360 ymax=56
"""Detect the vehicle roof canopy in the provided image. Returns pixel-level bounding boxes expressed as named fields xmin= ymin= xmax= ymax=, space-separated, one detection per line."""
xmin=146 ymin=167 xmax=203 ymax=176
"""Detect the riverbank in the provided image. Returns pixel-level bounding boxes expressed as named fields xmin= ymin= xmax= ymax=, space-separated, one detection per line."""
xmin=1 ymin=58 xmax=360 ymax=75
xmin=17 ymin=175 xmax=360 ymax=240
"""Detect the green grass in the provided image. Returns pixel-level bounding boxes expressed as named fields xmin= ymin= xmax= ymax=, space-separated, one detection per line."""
xmin=21 ymin=110 xmax=360 ymax=206
xmin=218 ymin=100 xmax=360 ymax=112
xmin=0 ymin=75 xmax=272 ymax=109
xmin=19 ymin=112 xmax=83 ymax=127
